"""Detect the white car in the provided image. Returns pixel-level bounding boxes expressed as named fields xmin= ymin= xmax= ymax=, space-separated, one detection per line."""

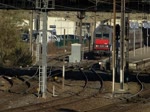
xmin=38 ymin=32 xmax=59 ymax=43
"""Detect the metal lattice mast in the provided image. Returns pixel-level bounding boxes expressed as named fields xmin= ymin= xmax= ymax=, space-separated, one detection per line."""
xmin=41 ymin=0 xmax=48 ymax=98
xmin=36 ymin=0 xmax=55 ymax=98
xmin=35 ymin=11 xmax=40 ymax=63
xmin=29 ymin=10 xmax=33 ymax=55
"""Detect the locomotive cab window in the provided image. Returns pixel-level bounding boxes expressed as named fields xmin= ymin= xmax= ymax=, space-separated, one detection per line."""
xmin=95 ymin=33 xmax=109 ymax=38
xmin=95 ymin=34 xmax=102 ymax=38
xmin=103 ymin=33 xmax=109 ymax=38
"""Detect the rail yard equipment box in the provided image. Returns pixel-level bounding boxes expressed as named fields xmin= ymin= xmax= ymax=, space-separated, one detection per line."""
xmin=69 ymin=43 xmax=81 ymax=63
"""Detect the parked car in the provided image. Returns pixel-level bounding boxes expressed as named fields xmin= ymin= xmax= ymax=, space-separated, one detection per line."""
xmin=57 ymin=34 xmax=79 ymax=40
xmin=38 ymin=32 xmax=59 ymax=43
xmin=21 ymin=33 xmax=29 ymax=42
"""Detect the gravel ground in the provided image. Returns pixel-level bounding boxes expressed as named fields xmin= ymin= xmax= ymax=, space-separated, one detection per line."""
xmin=0 ymin=76 xmax=149 ymax=112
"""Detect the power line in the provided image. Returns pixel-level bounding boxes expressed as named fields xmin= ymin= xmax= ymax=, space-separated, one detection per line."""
xmin=0 ymin=3 xmax=20 ymax=9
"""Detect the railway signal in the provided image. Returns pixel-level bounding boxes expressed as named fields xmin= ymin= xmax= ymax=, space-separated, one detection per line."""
xmin=116 ymin=24 xmax=120 ymax=38
xmin=115 ymin=24 xmax=120 ymax=80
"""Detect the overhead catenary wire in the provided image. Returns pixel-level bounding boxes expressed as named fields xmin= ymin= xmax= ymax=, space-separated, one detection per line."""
xmin=0 ymin=3 xmax=20 ymax=9
xmin=0 ymin=1 xmax=149 ymax=14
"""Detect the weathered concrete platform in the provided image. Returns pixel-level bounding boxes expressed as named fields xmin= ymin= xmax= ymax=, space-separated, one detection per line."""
xmin=129 ymin=46 xmax=150 ymax=70
xmin=99 ymin=46 xmax=150 ymax=71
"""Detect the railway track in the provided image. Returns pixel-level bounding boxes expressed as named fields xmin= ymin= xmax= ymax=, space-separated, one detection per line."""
xmin=0 ymin=76 xmax=12 ymax=92
xmin=84 ymin=89 xmax=150 ymax=112
xmin=26 ymin=67 xmax=103 ymax=112
xmin=0 ymin=52 xmax=149 ymax=112
xmin=0 ymin=69 xmax=40 ymax=111
xmin=0 ymin=54 xmax=109 ymax=112
xmin=0 ymin=64 xmax=104 ymax=112
xmin=84 ymin=66 xmax=150 ymax=112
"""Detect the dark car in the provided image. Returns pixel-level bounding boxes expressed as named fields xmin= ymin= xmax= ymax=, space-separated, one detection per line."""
xmin=21 ymin=33 xmax=29 ymax=42
xmin=57 ymin=34 xmax=79 ymax=40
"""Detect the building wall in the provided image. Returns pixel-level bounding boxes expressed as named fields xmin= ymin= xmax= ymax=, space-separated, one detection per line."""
xmin=48 ymin=17 xmax=76 ymax=35
xmin=33 ymin=17 xmax=76 ymax=35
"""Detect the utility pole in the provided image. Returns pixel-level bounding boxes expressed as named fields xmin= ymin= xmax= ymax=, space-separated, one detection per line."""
xmin=29 ymin=10 xmax=33 ymax=55
xmin=112 ymin=0 xmax=116 ymax=95
xmin=62 ymin=29 xmax=66 ymax=89
xmin=92 ymin=0 xmax=98 ymax=51
xmin=89 ymin=1 xmax=98 ymax=51
xmin=120 ymin=0 xmax=125 ymax=90
xmin=77 ymin=11 xmax=85 ymax=61
xmin=125 ymin=14 xmax=129 ymax=83
xmin=77 ymin=11 xmax=85 ymax=44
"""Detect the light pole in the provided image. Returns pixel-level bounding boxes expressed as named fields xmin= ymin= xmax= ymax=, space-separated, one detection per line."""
xmin=130 ymin=22 xmax=139 ymax=56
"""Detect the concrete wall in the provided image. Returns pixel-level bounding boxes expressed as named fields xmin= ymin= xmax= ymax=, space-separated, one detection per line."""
xmin=48 ymin=17 xmax=76 ymax=35
xmin=32 ymin=17 xmax=76 ymax=35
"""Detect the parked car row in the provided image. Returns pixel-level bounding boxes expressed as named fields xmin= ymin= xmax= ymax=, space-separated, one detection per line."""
xmin=21 ymin=32 xmax=80 ymax=43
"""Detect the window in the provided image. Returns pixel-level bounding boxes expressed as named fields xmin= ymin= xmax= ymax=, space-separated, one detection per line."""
xmin=96 ymin=34 xmax=102 ymax=38
xmin=96 ymin=33 xmax=109 ymax=38
xmin=103 ymin=33 xmax=109 ymax=38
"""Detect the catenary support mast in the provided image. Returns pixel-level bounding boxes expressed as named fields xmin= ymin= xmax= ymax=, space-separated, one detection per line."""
xmin=120 ymin=0 xmax=125 ymax=90
xmin=112 ymin=0 xmax=116 ymax=95
xmin=37 ymin=0 xmax=55 ymax=98
xmin=41 ymin=0 xmax=48 ymax=98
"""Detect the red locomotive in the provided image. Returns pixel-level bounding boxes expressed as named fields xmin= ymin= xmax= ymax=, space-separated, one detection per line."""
xmin=93 ymin=24 xmax=112 ymax=56
xmin=93 ymin=23 xmax=143 ymax=56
